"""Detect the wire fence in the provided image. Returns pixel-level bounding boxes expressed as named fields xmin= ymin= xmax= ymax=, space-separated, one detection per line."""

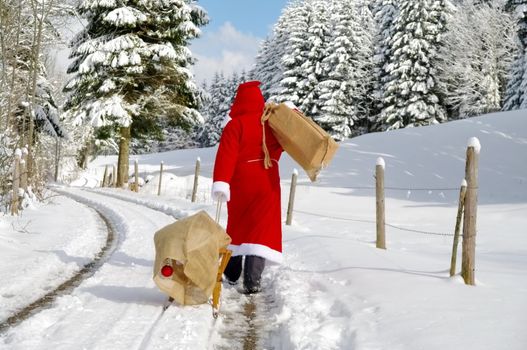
xmin=293 ymin=209 xmax=455 ymax=237
xmin=299 ymin=184 xmax=477 ymax=192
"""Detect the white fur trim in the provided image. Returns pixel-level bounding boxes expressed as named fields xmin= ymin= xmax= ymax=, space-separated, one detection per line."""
xmin=212 ymin=181 xmax=230 ymax=202
xmin=228 ymin=243 xmax=282 ymax=264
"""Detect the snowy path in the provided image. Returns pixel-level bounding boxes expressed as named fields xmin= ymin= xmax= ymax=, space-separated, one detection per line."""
xmin=0 ymin=188 xmax=216 ymax=350
xmin=0 ymin=195 xmax=107 ymax=324
xmin=1 ymin=188 xmax=279 ymax=350
xmin=0 ymin=209 xmax=115 ymax=333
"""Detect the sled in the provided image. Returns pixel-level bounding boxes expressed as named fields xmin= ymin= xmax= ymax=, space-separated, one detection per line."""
xmin=212 ymin=247 xmax=232 ymax=318
xmin=153 ymin=203 xmax=232 ymax=318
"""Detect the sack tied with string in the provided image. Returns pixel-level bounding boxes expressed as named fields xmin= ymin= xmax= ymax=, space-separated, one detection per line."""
xmin=261 ymin=102 xmax=339 ymax=182
xmin=153 ymin=210 xmax=231 ymax=305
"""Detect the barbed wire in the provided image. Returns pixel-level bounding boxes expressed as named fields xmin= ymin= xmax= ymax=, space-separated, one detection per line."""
xmin=293 ymin=209 xmax=454 ymax=237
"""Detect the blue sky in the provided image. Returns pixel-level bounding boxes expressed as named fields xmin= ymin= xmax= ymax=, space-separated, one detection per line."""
xmin=196 ymin=0 xmax=288 ymax=37
xmin=190 ymin=0 xmax=289 ymax=84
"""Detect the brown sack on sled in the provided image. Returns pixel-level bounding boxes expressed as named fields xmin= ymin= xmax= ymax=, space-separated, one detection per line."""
xmin=153 ymin=210 xmax=231 ymax=305
xmin=261 ymin=102 xmax=339 ymax=182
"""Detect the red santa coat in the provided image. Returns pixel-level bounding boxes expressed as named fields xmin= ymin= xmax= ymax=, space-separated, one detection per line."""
xmin=213 ymin=81 xmax=284 ymax=264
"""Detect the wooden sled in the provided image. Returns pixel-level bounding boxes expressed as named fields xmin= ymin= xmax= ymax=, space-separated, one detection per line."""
xmin=212 ymin=247 xmax=232 ymax=318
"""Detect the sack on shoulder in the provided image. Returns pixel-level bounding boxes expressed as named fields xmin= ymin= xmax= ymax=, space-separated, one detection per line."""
xmin=261 ymin=102 xmax=339 ymax=182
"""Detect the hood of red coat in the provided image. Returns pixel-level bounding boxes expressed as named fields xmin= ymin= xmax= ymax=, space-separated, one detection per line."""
xmin=229 ymin=81 xmax=265 ymax=118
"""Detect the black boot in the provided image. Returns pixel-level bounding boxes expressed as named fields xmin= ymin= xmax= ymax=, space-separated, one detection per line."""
xmin=243 ymin=255 xmax=265 ymax=294
xmin=223 ymin=255 xmax=243 ymax=285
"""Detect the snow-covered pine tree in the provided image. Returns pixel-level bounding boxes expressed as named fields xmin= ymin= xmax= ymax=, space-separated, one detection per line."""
xmin=64 ymin=0 xmax=207 ymax=185
xmin=274 ymin=0 xmax=313 ymax=105
xmin=228 ymin=70 xmax=241 ymax=98
xmin=198 ymin=72 xmax=232 ymax=147
xmin=252 ymin=37 xmax=279 ymax=100
xmin=380 ymin=0 xmax=451 ymax=130
xmin=349 ymin=0 xmax=375 ymax=134
xmin=313 ymin=0 xmax=364 ymax=140
xmin=298 ymin=0 xmax=332 ymax=117
xmin=439 ymin=1 xmax=515 ymax=118
xmin=28 ymin=75 xmax=65 ymax=138
xmin=253 ymin=0 xmax=305 ymax=101
xmin=371 ymin=0 xmax=400 ymax=130
xmin=238 ymin=69 xmax=249 ymax=85
xmin=503 ymin=0 xmax=527 ymax=110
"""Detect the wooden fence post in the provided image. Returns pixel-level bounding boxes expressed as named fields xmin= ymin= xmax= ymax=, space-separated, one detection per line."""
xmin=102 ymin=165 xmax=108 ymax=187
xmin=158 ymin=161 xmax=164 ymax=196
xmin=450 ymin=179 xmax=467 ymax=277
xmin=112 ymin=165 xmax=117 ymax=187
xmin=376 ymin=157 xmax=386 ymax=249
xmin=11 ymin=150 xmax=21 ymax=215
xmin=461 ymin=137 xmax=480 ymax=285
xmin=286 ymin=169 xmax=298 ymax=225
xmin=134 ymin=159 xmax=139 ymax=192
xmin=191 ymin=157 xmax=200 ymax=202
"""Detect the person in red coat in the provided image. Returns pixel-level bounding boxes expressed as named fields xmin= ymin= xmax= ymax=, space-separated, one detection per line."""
xmin=211 ymin=81 xmax=283 ymax=294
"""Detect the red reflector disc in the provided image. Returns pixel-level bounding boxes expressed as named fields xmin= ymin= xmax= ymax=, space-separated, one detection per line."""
xmin=161 ymin=265 xmax=173 ymax=277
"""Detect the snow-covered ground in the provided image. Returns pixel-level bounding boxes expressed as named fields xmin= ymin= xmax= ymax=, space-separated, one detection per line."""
xmin=0 ymin=109 xmax=526 ymax=349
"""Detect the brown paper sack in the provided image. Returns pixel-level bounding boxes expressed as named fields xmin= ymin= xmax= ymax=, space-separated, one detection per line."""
xmin=153 ymin=211 xmax=231 ymax=305
xmin=262 ymin=103 xmax=339 ymax=182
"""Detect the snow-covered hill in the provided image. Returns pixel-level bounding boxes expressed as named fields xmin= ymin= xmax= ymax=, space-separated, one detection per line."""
xmin=1 ymin=109 xmax=526 ymax=349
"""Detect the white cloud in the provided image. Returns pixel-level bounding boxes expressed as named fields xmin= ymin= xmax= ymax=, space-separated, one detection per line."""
xmin=190 ymin=22 xmax=263 ymax=84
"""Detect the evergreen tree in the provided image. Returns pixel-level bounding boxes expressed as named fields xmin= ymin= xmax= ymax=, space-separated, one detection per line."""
xmin=503 ymin=0 xmax=527 ymax=110
xmin=371 ymin=0 xmax=399 ymax=130
xmin=314 ymin=0 xmax=363 ymax=140
xmin=380 ymin=0 xmax=450 ymax=130
xmin=228 ymin=70 xmax=241 ymax=98
xmin=351 ymin=0 xmax=375 ymax=134
xmin=298 ymin=0 xmax=332 ymax=116
xmin=252 ymin=2 xmax=301 ymax=101
xmin=274 ymin=0 xmax=313 ymax=105
xmin=252 ymin=37 xmax=279 ymax=100
xmin=198 ymin=72 xmax=233 ymax=147
xmin=64 ymin=0 xmax=207 ymax=185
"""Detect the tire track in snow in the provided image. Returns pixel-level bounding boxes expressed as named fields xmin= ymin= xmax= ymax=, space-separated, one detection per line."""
xmin=5 ymin=186 xmax=276 ymax=349
xmin=0 ymin=188 xmax=176 ymax=349
xmin=0 ymin=206 xmax=117 ymax=334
